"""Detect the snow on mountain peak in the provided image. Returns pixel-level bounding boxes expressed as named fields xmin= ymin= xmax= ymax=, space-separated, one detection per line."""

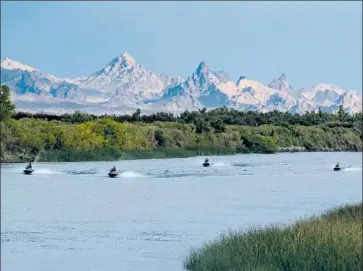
xmin=106 ymin=52 xmax=136 ymax=70
xmin=82 ymin=53 xmax=139 ymax=90
xmin=118 ymin=52 xmax=136 ymax=68
xmin=121 ymin=52 xmax=133 ymax=59
xmin=1 ymin=58 xmax=38 ymax=72
xmin=310 ymin=83 xmax=346 ymax=95
xmin=236 ymin=76 xmax=247 ymax=86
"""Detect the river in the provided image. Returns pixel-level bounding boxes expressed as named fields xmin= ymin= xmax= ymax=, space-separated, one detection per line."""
xmin=1 ymin=152 xmax=361 ymax=271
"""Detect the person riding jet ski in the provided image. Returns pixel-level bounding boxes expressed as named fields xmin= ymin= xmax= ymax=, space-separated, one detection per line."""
xmin=203 ymin=158 xmax=210 ymax=167
xmin=25 ymin=161 xmax=32 ymax=169
xmin=110 ymin=166 xmax=117 ymax=173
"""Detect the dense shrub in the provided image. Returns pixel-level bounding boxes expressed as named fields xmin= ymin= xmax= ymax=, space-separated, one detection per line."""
xmin=1 ymin=117 xmax=361 ymax=162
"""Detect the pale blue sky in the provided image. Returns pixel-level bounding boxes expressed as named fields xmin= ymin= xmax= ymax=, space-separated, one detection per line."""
xmin=1 ymin=1 xmax=362 ymax=91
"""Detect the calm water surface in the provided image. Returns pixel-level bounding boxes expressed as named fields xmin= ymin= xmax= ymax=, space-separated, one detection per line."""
xmin=1 ymin=152 xmax=362 ymax=271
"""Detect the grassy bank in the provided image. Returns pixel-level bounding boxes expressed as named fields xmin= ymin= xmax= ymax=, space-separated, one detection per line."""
xmin=185 ymin=203 xmax=362 ymax=271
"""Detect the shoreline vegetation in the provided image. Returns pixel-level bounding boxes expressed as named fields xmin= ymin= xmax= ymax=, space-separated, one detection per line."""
xmin=1 ymin=147 xmax=359 ymax=164
xmin=185 ymin=203 xmax=362 ymax=271
xmin=1 ymin=85 xmax=362 ymax=163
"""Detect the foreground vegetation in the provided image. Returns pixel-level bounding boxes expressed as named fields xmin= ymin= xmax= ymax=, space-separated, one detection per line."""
xmin=185 ymin=203 xmax=362 ymax=271
xmin=1 ymin=84 xmax=362 ymax=162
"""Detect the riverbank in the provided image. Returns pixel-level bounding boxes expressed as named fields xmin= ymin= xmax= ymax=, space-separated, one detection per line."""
xmin=1 ymin=146 xmax=360 ymax=163
xmin=184 ymin=203 xmax=362 ymax=271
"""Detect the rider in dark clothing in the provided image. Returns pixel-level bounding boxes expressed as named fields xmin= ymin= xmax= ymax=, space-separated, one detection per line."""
xmin=110 ymin=166 xmax=116 ymax=173
xmin=204 ymin=158 xmax=209 ymax=163
xmin=25 ymin=162 xmax=32 ymax=169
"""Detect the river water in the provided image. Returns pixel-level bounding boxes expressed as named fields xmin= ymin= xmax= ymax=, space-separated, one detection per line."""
xmin=1 ymin=152 xmax=361 ymax=271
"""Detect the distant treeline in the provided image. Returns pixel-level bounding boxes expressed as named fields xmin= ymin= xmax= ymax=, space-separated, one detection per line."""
xmin=2 ymin=105 xmax=361 ymax=163
xmin=13 ymin=106 xmax=362 ymax=128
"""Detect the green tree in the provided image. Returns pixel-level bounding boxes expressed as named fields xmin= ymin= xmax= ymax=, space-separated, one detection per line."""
xmin=66 ymin=110 xmax=93 ymax=123
xmin=318 ymin=107 xmax=323 ymax=118
xmin=337 ymin=105 xmax=348 ymax=121
xmin=154 ymin=129 xmax=166 ymax=147
xmin=198 ymin=107 xmax=207 ymax=115
xmin=195 ymin=118 xmax=210 ymax=134
xmin=211 ymin=118 xmax=226 ymax=133
xmin=132 ymin=108 xmax=142 ymax=121
xmin=0 ymin=85 xmax=15 ymax=121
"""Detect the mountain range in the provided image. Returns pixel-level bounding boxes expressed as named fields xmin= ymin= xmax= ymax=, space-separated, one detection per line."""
xmin=1 ymin=53 xmax=361 ymax=115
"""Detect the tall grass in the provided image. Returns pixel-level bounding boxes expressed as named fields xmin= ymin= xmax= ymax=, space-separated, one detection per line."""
xmin=184 ymin=203 xmax=362 ymax=271
xmin=38 ymin=147 xmax=123 ymax=162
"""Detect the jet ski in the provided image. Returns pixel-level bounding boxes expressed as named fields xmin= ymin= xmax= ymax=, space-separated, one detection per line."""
xmin=108 ymin=166 xmax=118 ymax=178
xmin=203 ymin=159 xmax=210 ymax=167
xmin=23 ymin=168 xmax=34 ymax=175
xmin=108 ymin=171 xmax=118 ymax=178
xmin=23 ymin=161 xmax=34 ymax=174
xmin=333 ymin=163 xmax=341 ymax=171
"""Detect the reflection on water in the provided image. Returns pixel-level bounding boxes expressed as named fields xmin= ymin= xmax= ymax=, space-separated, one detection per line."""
xmin=1 ymin=152 xmax=361 ymax=271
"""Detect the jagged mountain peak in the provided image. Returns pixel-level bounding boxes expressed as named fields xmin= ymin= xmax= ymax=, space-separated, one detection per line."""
xmin=1 ymin=54 xmax=361 ymax=115
xmin=83 ymin=52 xmax=140 ymax=88
xmin=193 ymin=61 xmax=231 ymax=86
xmin=117 ymin=52 xmax=136 ymax=68
xmin=101 ymin=52 xmax=137 ymax=72
xmin=268 ymin=73 xmax=293 ymax=92
xmin=236 ymin=76 xmax=247 ymax=86
xmin=279 ymin=73 xmax=288 ymax=81
xmin=196 ymin=61 xmax=209 ymax=76
xmin=1 ymin=58 xmax=38 ymax=72
xmin=121 ymin=51 xmax=131 ymax=58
